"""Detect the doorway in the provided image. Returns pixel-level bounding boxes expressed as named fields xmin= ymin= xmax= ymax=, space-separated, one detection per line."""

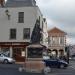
xmin=13 ymin=47 xmax=25 ymax=62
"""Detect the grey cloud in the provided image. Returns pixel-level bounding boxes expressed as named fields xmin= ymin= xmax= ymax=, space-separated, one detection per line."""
xmin=36 ymin=0 xmax=75 ymax=44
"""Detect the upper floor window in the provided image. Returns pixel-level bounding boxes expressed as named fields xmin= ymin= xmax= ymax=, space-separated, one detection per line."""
xmin=52 ymin=37 xmax=59 ymax=45
xmin=52 ymin=37 xmax=56 ymax=44
xmin=23 ymin=28 xmax=30 ymax=39
xmin=10 ymin=29 xmax=16 ymax=39
xmin=60 ymin=37 xmax=64 ymax=45
xmin=18 ymin=12 xmax=24 ymax=23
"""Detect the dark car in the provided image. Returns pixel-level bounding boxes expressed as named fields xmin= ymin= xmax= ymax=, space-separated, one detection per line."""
xmin=43 ymin=58 xmax=68 ymax=69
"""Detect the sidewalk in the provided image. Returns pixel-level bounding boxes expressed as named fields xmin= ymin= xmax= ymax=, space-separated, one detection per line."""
xmin=15 ymin=62 xmax=24 ymax=65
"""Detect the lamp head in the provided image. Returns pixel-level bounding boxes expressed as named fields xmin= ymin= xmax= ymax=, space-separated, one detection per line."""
xmin=5 ymin=9 xmax=9 ymax=15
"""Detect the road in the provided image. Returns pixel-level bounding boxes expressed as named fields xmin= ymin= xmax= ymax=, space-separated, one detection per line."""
xmin=48 ymin=60 xmax=75 ymax=75
xmin=0 ymin=60 xmax=75 ymax=75
xmin=0 ymin=64 xmax=42 ymax=75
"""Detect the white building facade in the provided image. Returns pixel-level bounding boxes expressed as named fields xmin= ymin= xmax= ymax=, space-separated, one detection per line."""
xmin=48 ymin=27 xmax=67 ymax=58
xmin=0 ymin=0 xmax=48 ymax=61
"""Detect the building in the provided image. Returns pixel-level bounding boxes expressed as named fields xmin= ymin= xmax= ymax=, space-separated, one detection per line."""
xmin=48 ymin=27 xmax=67 ymax=58
xmin=0 ymin=0 xmax=47 ymax=62
xmin=69 ymin=45 xmax=75 ymax=56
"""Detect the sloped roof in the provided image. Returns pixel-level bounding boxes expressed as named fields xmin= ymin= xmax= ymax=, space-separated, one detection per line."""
xmin=5 ymin=0 xmax=36 ymax=7
xmin=48 ymin=27 xmax=67 ymax=35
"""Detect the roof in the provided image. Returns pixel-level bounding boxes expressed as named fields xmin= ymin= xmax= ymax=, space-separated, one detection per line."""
xmin=5 ymin=0 xmax=36 ymax=7
xmin=48 ymin=27 xmax=67 ymax=35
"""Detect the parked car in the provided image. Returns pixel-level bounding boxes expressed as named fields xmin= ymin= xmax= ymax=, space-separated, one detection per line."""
xmin=0 ymin=53 xmax=15 ymax=64
xmin=43 ymin=58 xmax=68 ymax=69
xmin=43 ymin=55 xmax=50 ymax=60
xmin=71 ymin=55 xmax=75 ymax=60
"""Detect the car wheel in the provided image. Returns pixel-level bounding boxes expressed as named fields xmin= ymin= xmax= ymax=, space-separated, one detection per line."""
xmin=3 ymin=59 xmax=8 ymax=64
xmin=60 ymin=64 xmax=64 ymax=69
xmin=43 ymin=67 xmax=51 ymax=75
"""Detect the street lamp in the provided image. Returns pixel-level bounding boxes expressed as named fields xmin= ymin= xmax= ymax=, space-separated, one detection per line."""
xmin=65 ymin=45 xmax=73 ymax=64
xmin=5 ymin=9 xmax=10 ymax=20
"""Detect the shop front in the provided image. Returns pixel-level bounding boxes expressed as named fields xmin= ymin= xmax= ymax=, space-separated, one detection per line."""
xmin=13 ymin=47 xmax=25 ymax=62
xmin=0 ymin=42 xmax=29 ymax=62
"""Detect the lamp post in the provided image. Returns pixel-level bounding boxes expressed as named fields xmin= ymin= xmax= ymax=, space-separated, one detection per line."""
xmin=65 ymin=46 xmax=69 ymax=64
xmin=67 ymin=46 xmax=69 ymax=64
xmin=65 ymin=45 xmax=73 ymax=64
xmin=5 ymin=9 xmax=10 ymax=20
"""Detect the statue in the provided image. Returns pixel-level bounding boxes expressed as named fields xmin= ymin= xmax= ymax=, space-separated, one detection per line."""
xmin=31 ymin=19 xmax=42 ymax=44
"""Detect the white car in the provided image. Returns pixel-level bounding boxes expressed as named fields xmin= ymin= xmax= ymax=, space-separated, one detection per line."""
xmin=0 ymin=53 xmax=15 ymax=64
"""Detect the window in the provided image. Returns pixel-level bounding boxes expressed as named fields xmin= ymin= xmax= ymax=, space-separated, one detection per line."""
xmin=18 ymin=12 xmax=24 ymax=23
xmin=23 ymin=28 xmax=30 ymax=39
xmin=10 ymin=29 xmax=16 ymax=39
xmin=52 ymin=37 xmax=56 ymax=44
xmin=60 ymin=37 xmax=64 ymax=45
xmin=1 ymin=48 xmax=10 ymax=57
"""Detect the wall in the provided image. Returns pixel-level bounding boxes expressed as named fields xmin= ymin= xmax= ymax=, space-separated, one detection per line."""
xmin=0 ymin=6 xmax=43 ymax=42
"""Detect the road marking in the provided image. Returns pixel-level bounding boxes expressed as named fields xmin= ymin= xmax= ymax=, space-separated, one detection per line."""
xmin=47 ymin=73 xmax=73 ymax=75
xmin=69 ymin=66 xmax=75 ymax=70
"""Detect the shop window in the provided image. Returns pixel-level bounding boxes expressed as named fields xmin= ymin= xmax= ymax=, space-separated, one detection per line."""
xmin=1 ymin=48 xmax=10 ymax=57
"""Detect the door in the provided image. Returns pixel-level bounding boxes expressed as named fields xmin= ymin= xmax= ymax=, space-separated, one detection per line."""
xmin=13 ymin=48 xmax=25 ymax=62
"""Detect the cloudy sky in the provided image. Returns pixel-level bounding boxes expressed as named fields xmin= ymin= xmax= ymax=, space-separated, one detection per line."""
xmin=36 ymin=0 xmax=75 ymax=45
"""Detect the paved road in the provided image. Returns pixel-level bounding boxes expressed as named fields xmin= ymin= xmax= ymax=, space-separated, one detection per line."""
xmin=69 ymin=60 xmax=75 ymax=69
xmin=49 ymin=60 xmax=75 ymax=75
xmin=49 ymin=67 xmax=75 ymax=75
xmin=0 ymin=60 xmax=75 ymax=75
xmin=0 ymin=64 xmax=43 ymax=75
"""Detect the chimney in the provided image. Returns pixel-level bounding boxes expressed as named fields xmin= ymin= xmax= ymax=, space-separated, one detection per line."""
xmin=0 ymin=0 xmax=5 ymax=7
